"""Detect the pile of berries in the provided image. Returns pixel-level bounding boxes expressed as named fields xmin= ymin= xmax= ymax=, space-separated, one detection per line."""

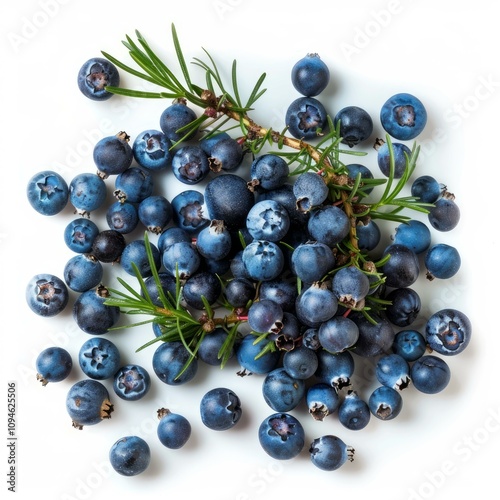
xmin=27 ymin=35 xmax=471 ymax=477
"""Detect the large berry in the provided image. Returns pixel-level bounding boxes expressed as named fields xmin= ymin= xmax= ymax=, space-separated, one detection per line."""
xmin=78 ymin=337 xmax=121 ymax=380
xmin=291 ymin=53 xmax=330 ymax=97
xmin=93 ymin=132 xmax=133 ymax=177
xmin=26 ymin=273 xmax=69 ymax=317
xmin=200 ymin=387 xmax=242 ymax=431
xmin=109 ymin=436 xmax=150 ymax=476
xmin=258 ymin=413 xmax=305 ymax=460
xmin=285 ymin=96 xmax=328 ymax=140
xmin=27 ymin=170 xmax=69 ymax=216
xmin=334 ymin=105 xmax=373 ymax=147
xmin=380 ymin=92 xmax=427 ymax=140
xmin=425 ymin=309 xmax=471 ymax=355
xmin=35 ymin=347 xmax=73 ymax=386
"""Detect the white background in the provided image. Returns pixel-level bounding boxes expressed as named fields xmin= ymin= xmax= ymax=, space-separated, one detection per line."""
xmin=1 ymin=1 xmax=499 ymax=499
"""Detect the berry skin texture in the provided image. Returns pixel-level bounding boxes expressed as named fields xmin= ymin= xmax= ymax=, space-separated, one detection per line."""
xmin=35 ymin=347 xmax=72 ymax=386
xmin=73 ymin=286 xmax=120 ymax=335
xmin=93 ymin=132 xmax=133 ymax=177
xmin=318 ymin=316 xmax=359 ymax=353
xmin=428 ymin=196 xmax=460 ymax=231
xmin=425 ymin=243 xmax=461 ymax=280
xmin=338 ymin=391 xmax=371 ymax=431
xmin=109 ymin=436 xmax=150 ymax=476
xmin=309 ymin=435 xmax=354 ymax=471
xmin=291 ymin=241 xmax=335 ymax=284
xmin=152 ymin=341 xmax=198 ymax=385
xmin=307 ymin=205 xmax=350 ymax=248
xmin=286 ymin=96 xmax=328 ymax=140
xmin=157 ymin=408 xmax=191 ymax=449
xmin=334 ymin=105 xmax=373 ymax=148
xmin=411 ymin=175 xmax=441 ymax=203
xmin=381 ymin=244 xmax=420 ymax=288
xmin=249 ymin=154 xmax=290 ymax=191
xmin=376 ymin=354 xmax=411 ymax=391
xmin=352 ymin=313 xmax=395 ymax=358
xmin=425 ymin=309 xmax=472 ymax=356
xmin=69 ymin=173 xmax=107 ymax=216
xmin=133 ymin=129 xmax=172 ymax=171
xmin=246 ymin=199 xmax=290 ymax=242
xmin=27 ymin=170 xmax=69 ymax=216
xmin=200 ymin=387 xmax=242 ymax=431
xmin=26 ymin=273 xmax=69 ymax=317
xmin=293 ymin=171 xmax=329 ymax=212
xmin=384 ymin=287 xmax=421 ymax=327
xmin=315 ymin=350 xmax=355 ymax=390
xmin=64 ymin=253 xmax=103 ymax=293
xmin=410 ymin=355 xmax=451 ymax=394
xmin=258 ymin=413 xmax=305 ymax=460
xmin=159 ymin=101 xmax=198 ymax=142
xmin=78 ymin=337 xmax=121 ymax=380
xmin=262 ymin=367 xmax=306 ymax=412
xmin=368 ymin=386 xmax=403 ymax=421
xmin=380 ymin=92 xmax=427 ymax=140
xmin=77 ymin=57 xmax=119 ymax=101
xmin=113 ymin=364 xmax=151 ymax=401
xmin=66 ymin=379 xmax=113 ymax=429
xmin=242 ymin=240 xmax=284 ymax=282
xmin=291 ymin=53 xmax=330 ymax=97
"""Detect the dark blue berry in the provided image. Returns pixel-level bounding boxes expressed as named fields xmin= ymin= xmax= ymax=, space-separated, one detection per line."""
xmin=132 ymin=129 xmax=172 ymax=171
xmin=425 ymin=243 xmax=461 ymax=280
xmin=69 ymin=172 xmax=107 ymax=216
xmin=306 ymin=383 xmax=339 ymax=421
xmin=309 ymin=435 xmax=354 ymax=471
xmin=73 ymin=286 xmax=120 ymax=335
xmin=411 ymin=175 xmax=441 ymax=203
xmin=242 ymin=240 xmax=284 ymax=282
xmin=120 ymin=239 xmax=161 ymax=278
xmin=315 ymin=349 xmax=355 ymax=390
xmin=152 ymin=341 xmax=198 ymax=385
xmin=64 ymin=218 xmax=99 ymax=253
xmin=291 ymin=241 xmax=335 ymax=284
xmin=106 ymin=201 xmax=139 ymax=234
xmin=77 ymin=57 xmax=119 ymax=101
xmin=368 ymin=386 xmax=403 ymax=420
xmin=381 ymin=244 xmax=420 ymax=288
xmin=249 ymin=154 xmax=290 ymax=191
xmin=91 ymin=229 xmax=126 ymax=263
xmin=109 ymin=436 xmax=150 ymax=476
xmin=380 ymin=92 xmax=427 ymax=140
xmin=307 ymin=205 xmax=350 ymax=248
xmin=377 ymin=140 xmax=411 ymax=178
xmin=393 ymin=219 xmax=431 ymax=254
xmin=66 ymin=379 xmax=113 ymax=428
xmin=172 ymin=145 xmax=210 ymax=184
xmin=27 ymin=170 xmax=69 ymax=216
xmin=376 ymin=353 xmax=411 ymax=390
xmin=93 ymin=132 xmax=133 ymax=177
xmin=63 ymin=254 xmax=103 ymax=292
xmin=293 ymin=171 xmax=328 ymax=212
xmin=384 ymin=287 xmax=421 ymax=327
xmin=428 ymin=195 xmax=460 ymax=231
xmin=291 ymin=53 xmax=330 ymax=97
xmin=208 ymin=137 xmax=244 ymax=172
xmin=258 ymin=413 xmax=305 ymax=460
xmin=157 ymin=408 xmax=191 ymax=449
xmin=159 ymin=101 xmax=198 ymax=142
xmin=236 ymin=335 xmax=280 ymax=375
xmin=182 ymin=271 xmax=221 ymax=310
xmin=113 ymin=364 xmax=151 ymax=401
xmin=171 ymin=190 xmax=208 ymax=233
xmin=78 ymin=337 xmax=121 ymax=380
xmin=35 ymin=347 xmax=72 ymax=386
xmin=114 ymin=167 xmax=153 ymax=204
xmin=334 ymin=105 xmax=373 ymax=147
xmin=138 ymin=195 xmax=173 ymax=235
xmin=200 ymin=387 xmax=242 ymax=431
xmin=392 ymin=329 xmax=426 ymax=362
xmin=410 ymin=355 xmax=451 ymax=394
xmin=425 ymin=309 xmax=471 ymax=356
xmin=286 ymin=96 xmax=328 ymax=140
xmin=338 ymin=391 xmax=371 ymax=430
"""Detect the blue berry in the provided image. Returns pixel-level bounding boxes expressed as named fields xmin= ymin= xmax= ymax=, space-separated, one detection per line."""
xmin=392 ymin=330 xmax=426 ymax=362
xmin=334 ymin=105 xmax=373 ymax=147
xmin=249 ymin=154 xmax=289 ymax=191
xmin=27 ymin=170 xmax=69 ymax=216
xmin=200 ymin=131 xmax=231 ymax=155
xmin=410 ymin=355 xmax=451 ymax=394
xmin=63 ymin=253 xmax=103 ymax=292
xmin=109 ymin=436 xmax=150 ymax=476
xmin=425 ymin=243 xmax=461 ymax=280
xmin=258 ymin=413 xmax=305 ymax=460
xmin=309 ymin=435 xmax=354 ymax=471
xmin=196 ymin=220 xmax=232 ymax=261
xmin=208 ymin=137 xmax=244 ymax=171
xmin=205 ymin=174 xmax=255 ymax=231
xmin=157 ymin=408 xmax=191 ymax=449
xmin=428 ymin=195 xmax=460 ymax=231
xmin=292 ymin=171 xmax=328 ymax=212
xmin=283 ymin=345 xmax=318 ymax=380
xmin=318 ymin=316 xmax=359 ymax=353
xmin=73 ymin=286 xmax=120 ymax=335
xmin=315 ymin=349 xmax=355 ymax=390
xmin=223 ymin=277 xmax=255 ymax=308
xmin=306 ymin=383 xmax=339 ymax=421
xmin=381 ymin=244 xmax=420 ymax=288
xmin=157 ymin=227 xmax=192 ymax=253
xmin=346 ymin=163 xmax=374 ymax=196
xmin=162 ymin=241 xmax=200 ymax=279
xmin=77 ymin=57 xmax=119 ymax=101
xmin=352 ymin=313 xmax=395 ymax=358
xmin=26 ymin=273 xmax=69 ymax=317
xmin=182 ymin=271 xmax=221 ymax=310
xmin=200 ymin=387 xmax=242 ymax=431
xmin=152 ymin=341 xmax=198 ymax=385
xmin=262 ymin=367 xmax=305 ymax=412
xmin=248 ymin=299 xmax=283 ymax=334
xmin=377 ymin=140 xmax=412 ymax=178
xmin=114 ymin=166 xmax=153 ymax=204
xmin=142 ymin=273 xmax=177 ymax=307
xmin=411 ymin=175 xmax=441 ymax=203
xmin=198 ymin=327 xmax=235 ymax=366
xmin=393 ymin=219 xmax=431 ymax=255
xmin=425 ymin=309 xmax=471 ymax=356
xmin=171 ymin=190 xmax=208 ymax=233
xmin=93 ymin=132 xmax=133 ymax=177
xmin=78 ymin=337 xmax=121 ymax=380
xmin=35 ymin=347 xmax=72 ymax=386
xmin=380 ymin=92 xmax=427 ymax=140
xmin=286 ymin=96 xmax=328 ymax=140
xmin=376 ymin=353 xmax=411 ymax=390
xmin=120 ymin=239 xmax=161 ymax=278
xmin=69 ymin=172 xmax=107 ymax=216
xmin=159 ymin=101 xmax=198 ymax=142
xmin=113 ymin=364 xmax=151 ymax=401
xmin=295 ymin=282 xmax=338 ymax=328
xmin=246 ymin=199 xmax=290 ymax=242
xmin=91 ymin=230 xmax=126 ymax=263
xmin=132 ymin=129 xmax=172 ymax=171
xmin=242 ymin=240 xmax=284 ymax=282
xmin=138 ymin=195 xmax=172 ymax=235
xmin=368 ymin=386 xmax=403 ymax=421
xmin=332 ymin=266 xmax=370 ymax=308
xmin=236 ymin=334 xmax=280 ymax=375
xmin=384 ymin=287 xmax=421 ymax=327
xmin=338 ymin=391 xmax=371 ymax=430
xmin=356 ymin=219 xmax=381 ymax=251
xmin=64 ymin=218 xmax=99 ymax=253
xmin=291 ymin=53 xmax=330 ymax=97
xmin=106 ymin=201 xmax=139 ymax=234
xmin=66 ymin=379 xmax=113 ymax=428
xmin=307 ymin=205 xmax=350 ymax=247
xmin=259 ymin=279 xmax=298 ymax=312
xmin=172 ymin=145 xmax=210 ymax=184
xmin=291 ymin=241 xmax=335 ymax=284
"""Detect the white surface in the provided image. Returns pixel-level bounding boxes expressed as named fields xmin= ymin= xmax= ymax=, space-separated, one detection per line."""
xmin=1 ymin=1 xmax=498 ymax=499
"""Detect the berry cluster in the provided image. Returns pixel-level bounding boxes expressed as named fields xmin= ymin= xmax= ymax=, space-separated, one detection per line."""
xmin=28 ymin=25 xmax=471 ymax=476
